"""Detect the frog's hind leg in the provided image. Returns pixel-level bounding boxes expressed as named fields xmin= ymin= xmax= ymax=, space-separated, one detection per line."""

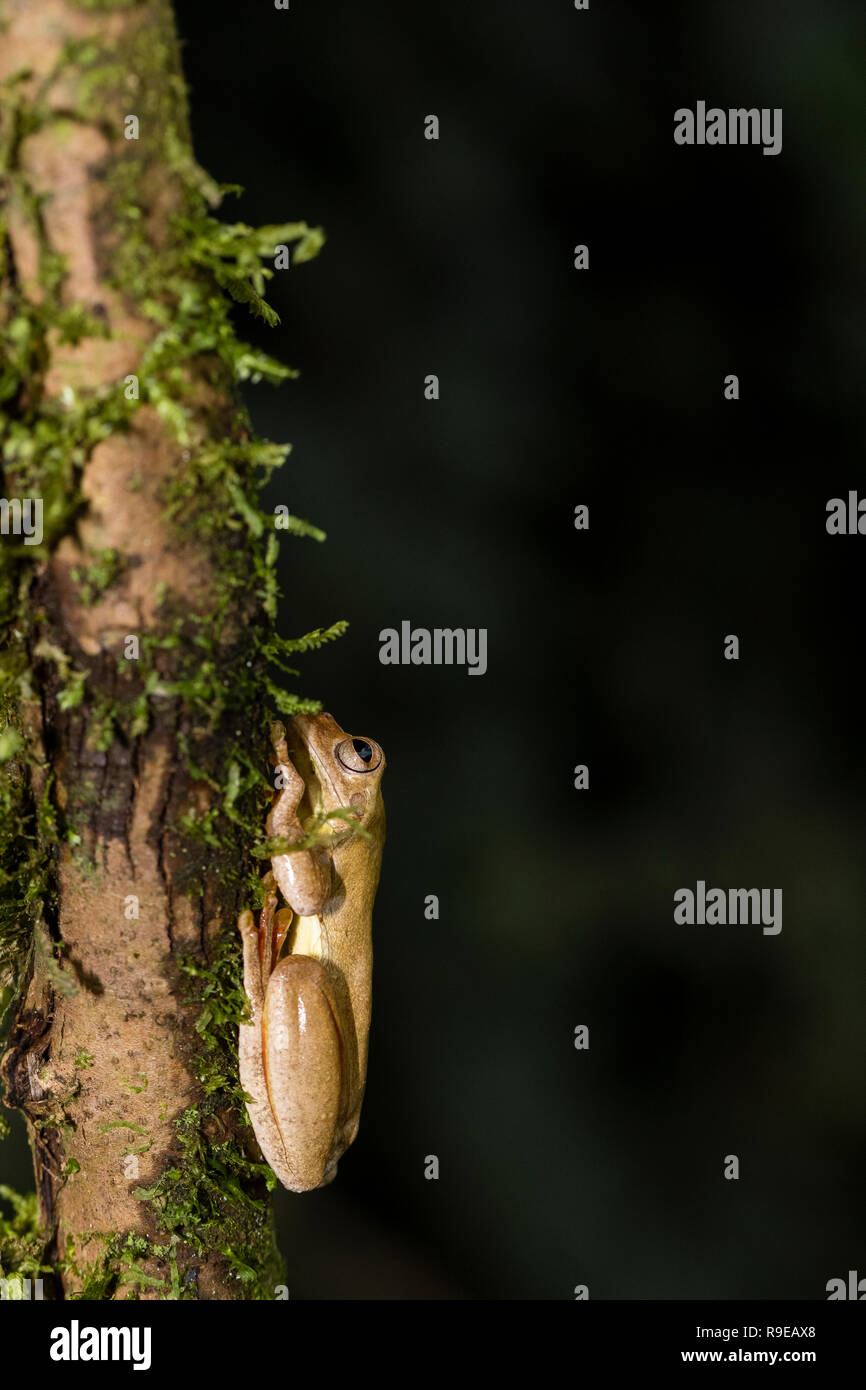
xmin=262 ymin=955 xmax=344 ymax=1192
xmin=237 ymin=889 xmax=294 ymax=1186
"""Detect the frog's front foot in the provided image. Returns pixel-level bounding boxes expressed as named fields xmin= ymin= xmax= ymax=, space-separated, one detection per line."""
xmin=266 ymin=724 xmax=330 ymax=916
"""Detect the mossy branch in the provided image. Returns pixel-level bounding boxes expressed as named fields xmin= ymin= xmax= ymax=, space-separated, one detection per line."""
xmin=0 ymin=0 xmax=338 ymax=1299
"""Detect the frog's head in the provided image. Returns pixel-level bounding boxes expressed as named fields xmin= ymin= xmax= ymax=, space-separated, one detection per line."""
xmin=288 ymin=712 xmax=385 ymax=834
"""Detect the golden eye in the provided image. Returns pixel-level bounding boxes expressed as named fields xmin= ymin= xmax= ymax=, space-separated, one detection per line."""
xmin=336 ymin=737 xmax=382 ymax=773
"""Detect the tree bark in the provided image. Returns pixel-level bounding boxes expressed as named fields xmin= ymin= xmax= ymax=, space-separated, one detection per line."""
xmin=0 ymin=0 xmax=322 ymax=1298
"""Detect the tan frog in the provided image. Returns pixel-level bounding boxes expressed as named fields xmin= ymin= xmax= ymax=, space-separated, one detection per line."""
xmin=237 ymin=714 xmax=385 ymax=1191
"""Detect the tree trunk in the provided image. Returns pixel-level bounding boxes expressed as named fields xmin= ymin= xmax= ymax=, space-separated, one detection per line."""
xmin=0 ymin=0 xmax=325 ymax=1298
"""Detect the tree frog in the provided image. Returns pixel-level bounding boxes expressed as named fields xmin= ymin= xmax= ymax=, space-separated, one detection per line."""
xmin=237 ymin=714 xmax=386 ymax=1192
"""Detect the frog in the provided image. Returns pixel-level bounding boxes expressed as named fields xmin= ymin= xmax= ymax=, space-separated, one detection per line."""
xmin=237 ymin=713 xmax=386 ymax=1191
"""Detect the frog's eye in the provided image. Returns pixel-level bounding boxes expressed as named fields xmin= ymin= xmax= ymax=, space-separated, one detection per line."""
xmin=336 ymin=737 xmax=382 ymax=773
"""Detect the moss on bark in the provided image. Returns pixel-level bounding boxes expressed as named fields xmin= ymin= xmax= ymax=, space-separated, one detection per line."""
xmin=0 ymin=0 xmax=331 ymax=1298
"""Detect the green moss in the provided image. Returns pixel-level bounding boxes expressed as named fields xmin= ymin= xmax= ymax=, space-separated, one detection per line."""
xmin=0 ymin=694 xmax=55 ymax=1032
xmin=61 ymin=1232 xmax=121 ymax=1300
xmin=70 ymin=548 xmax=124 ymax=605
xmin=64 ymin=1230 xmax=184 ymax=1301
xmin=0 ymin=1185 xmax=53 ymax=1287
xmin=133 ymin=1101 xmax=283 ymax=1298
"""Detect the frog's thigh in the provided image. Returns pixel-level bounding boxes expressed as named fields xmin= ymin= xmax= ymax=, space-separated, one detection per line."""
xmin=263 ymin=957 xmax=343 ymax=1193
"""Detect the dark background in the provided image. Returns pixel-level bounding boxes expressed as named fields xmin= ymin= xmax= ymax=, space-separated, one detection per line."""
xmin=8 ymin=0 xmax=866 ymax=1298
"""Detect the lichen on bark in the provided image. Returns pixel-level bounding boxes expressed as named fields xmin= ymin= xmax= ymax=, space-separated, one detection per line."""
xmin=0 ymin=0 xmax=332 ymax=1298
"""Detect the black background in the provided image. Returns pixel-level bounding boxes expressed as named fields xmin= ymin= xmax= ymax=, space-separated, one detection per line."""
xmin=8 ymin=0 xmax=866 ymax=1299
